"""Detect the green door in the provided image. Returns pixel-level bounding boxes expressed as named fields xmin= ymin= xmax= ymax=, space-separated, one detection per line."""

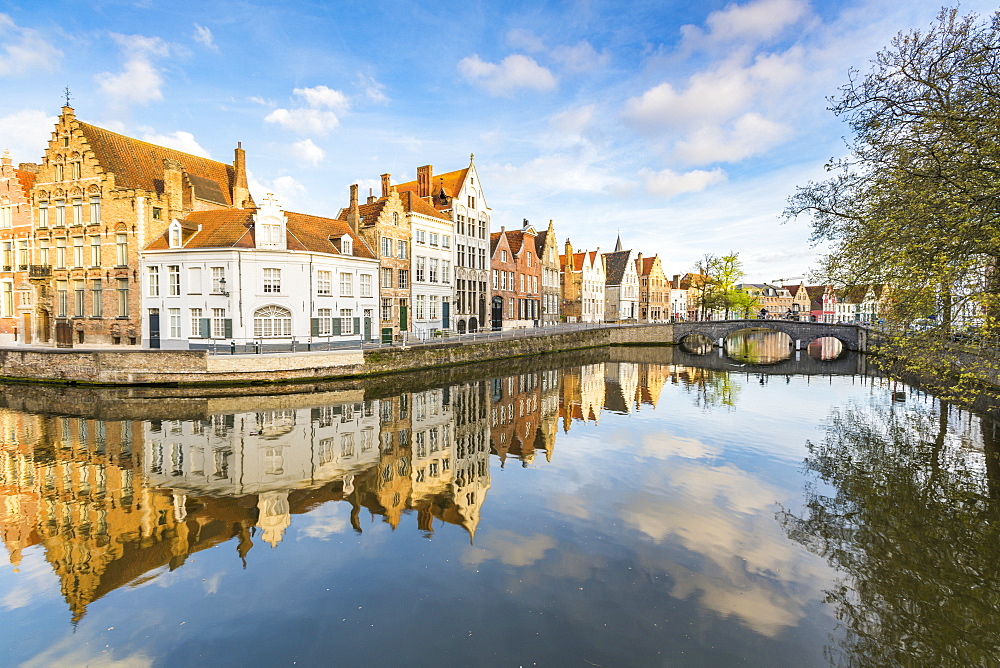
xmin=400 ymin=304 xmax=408 ymax=331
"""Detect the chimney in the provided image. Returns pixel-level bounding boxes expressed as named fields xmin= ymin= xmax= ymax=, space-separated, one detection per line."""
xmin=381 ymin=173 xmax=391 ymax=197
xmin=1 ymin=150 xmax=11 ymax=177
xmin=232 ymin=142 xmax=251 ymax=209
xmin=417 ymin=165 xmax=432 ymax=199
xmin=162 ymin=158 xmax=184 ymax=222
xmin=564 ymin=238 xmax=573 ymax=260
xmin=346 ymin=184 xmax=360 ymax=233
xmin=367 ymin=188 xmax=376 ymax=205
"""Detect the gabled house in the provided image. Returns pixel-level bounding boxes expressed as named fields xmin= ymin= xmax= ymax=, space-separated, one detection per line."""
xmin=635 ymin=253 xmax=668 ymax=322
xmin=0 ymin=151 xmax=36 ymax=344
xmin=603 ymin=237 xmax=639 ymax=322
xmin=805 ymin=285 xmax=837 ymax=323
xmin=560 ymin=240 xmax=605 ymax=323
xmin=490 ymin=223 xmax=540 ymax=329
xmin=141 ymin=194 xmax=378 ymax=349
xmin=534 ymin=220 xmax=560 ymax=326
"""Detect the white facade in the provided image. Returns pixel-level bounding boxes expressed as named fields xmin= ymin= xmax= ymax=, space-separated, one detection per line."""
xmin=581 ymin=252 xmax=605 ymax=323
xmin=140 ymin=196 xmax=379 ymax=349
xmin=451 ymin=159 xmax=491 ymax=333
xmin=670 ymin=288 xmax=688 ymax=320
xmin=410 ymin=211 xmax=454 ymax=336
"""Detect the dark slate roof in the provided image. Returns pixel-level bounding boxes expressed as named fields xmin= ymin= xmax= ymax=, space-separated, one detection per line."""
xmin=602 ymin=249 xmax=632 ymax=285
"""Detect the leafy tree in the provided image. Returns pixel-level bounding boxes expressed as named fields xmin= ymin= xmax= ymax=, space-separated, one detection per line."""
xmin=691 ymin=252 xmax=757 ymax=319
xmin=785 ymin=8 xmax=1000 ymax=396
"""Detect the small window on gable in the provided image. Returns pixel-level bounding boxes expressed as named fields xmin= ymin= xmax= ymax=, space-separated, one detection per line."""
xmin=168 ymin=222 xmax=182 ymax=248
xmin=341 ymin=235 xmax=353 ymax=255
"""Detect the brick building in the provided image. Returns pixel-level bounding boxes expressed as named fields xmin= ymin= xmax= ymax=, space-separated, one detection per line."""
xmin=490 ymin=223 xmax=541 ymax=329
xmin=0 ymin=151 xmax=36 ymax=343
xmin=29 ymin=105 xmax=250 ymax=346
xmin=636 ymin=253 xmax=669 ymax=322
xmin=534 ymin=220 xmax=560 ymax=325
xmin=560 ymin=240 xmax=605 ymax=323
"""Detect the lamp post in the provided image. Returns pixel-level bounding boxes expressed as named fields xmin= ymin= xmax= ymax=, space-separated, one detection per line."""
xmin=219 ymin=276 xmax=229 ymax=297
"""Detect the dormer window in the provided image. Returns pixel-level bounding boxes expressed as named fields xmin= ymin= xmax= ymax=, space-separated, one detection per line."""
xmin=254 ymin=193 xmax=287 ymax=250
xmin=341 ymin=235 xmax=353 ymax=255
xmin=168 ymin=221 xmax=183 ymax=248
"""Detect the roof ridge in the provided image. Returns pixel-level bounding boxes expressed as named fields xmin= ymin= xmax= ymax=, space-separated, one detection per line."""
xmin=77 ymin=121 xmax=230 ymax=168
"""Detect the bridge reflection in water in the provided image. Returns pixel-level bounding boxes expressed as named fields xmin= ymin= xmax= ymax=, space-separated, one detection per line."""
xmin=0 ymin=346 xmax=866 ymax=625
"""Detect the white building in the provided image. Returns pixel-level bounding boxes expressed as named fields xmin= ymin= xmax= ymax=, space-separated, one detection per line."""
xmin=581 ymin=250 xmax=606 ymax=323
xmin=140 ymin=195 xmax=379 ymax=350
xmin=404 ymin=192 xmax=455 ymax=336
xmin=603 ymin=238 xmax=639 ymax=322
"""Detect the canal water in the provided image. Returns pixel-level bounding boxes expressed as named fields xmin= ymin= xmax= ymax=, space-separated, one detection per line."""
xmin=0 ymin=337 xmax=997 ymax=666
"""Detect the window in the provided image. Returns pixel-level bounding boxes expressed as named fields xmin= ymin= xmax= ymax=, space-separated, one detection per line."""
xmin=501 ymin=250 xmax=507 ymax=262
xmin=316 ymin=308 xmax=333 ymax=335
xmin=415 ymin=294 xmax=425 ymax=319
xmin=212 ymin=267 xmax=225 ymax=293
xmin=341 ymin=236 xmax=352 ymax=254
xmin=37 ymin=202 xmax=48 ymax=228
xmin=187 ymin=267 xmax=202 ymax=294
xmin=17 ymin=241 xmax=27 ymax=269
xmin=381 ymin=237 xmax=393 ymax=257
xmin=457 ymin=245 xmax=465 ymax=267
xmin=89 ymin=235 xmax=100 ymax=266
xmin=381 ymin=298 xmax=392 ymax=321
xmin=116 ymin=234 xmax=128 ymax=265
xmin=398 ymin=269 xmax=408 ymax=289
xmin=1 ymin=282 xmax=12 ymax=317
xmin=168 ymin=265 xmax=180 ymax=296
xmin=169 ymin=227 xmax=181 ymax=248
xmin=468 ymin=195 xmax=475 ymax=208
xmin=429 ymin=258 xmax=438 ymax=283
xmin=340 ymin=308 xmax=353 ymax=335
xmin=392 ymin=212 xmax=399 ymax=225
xmin=526 ymin=252 xmax=533 ymax=267
xmin=212 ymin=308 xmax=227 ymax=338
xmin=89 ymin=196 xmax=100 ymax=225
xmin=380 ymin=267 xmax=392 ymax=289
xmin=492 ymin=270 xmax=498 ymax=289
xmin=73 ymin=237 xmax=84 ymax=267
xmin=340 ymin=272 xmax=353 ymax=297
xmin=416 ymin=256 xmax=425 ymax=282
xmin=253 ymin=305 xmax=292 ymax=338
xmin=56 ymin=280 xmax=68 ymax=317
xmin=479 ymin=219 xmax=487 ymax=239
xmin=152 ymin=207 xmax=162 ymax=220
xmin=117 ymin=278 xmax=129 ymax=317
xmin=263 ymin=268 xmax=280 ymax=293
xmin=72 ymin=198 xmax=82 ymax=226
xmin=259 ymin=222 xmax=280 ymax=246
xmin=307 ymin=269 xmax=329 ymax=296
xmin=55 ymin=238 xmax=66 ymax=268
xmin=74 ymin=280 xmax=85 ymax=317
xmin=0 ymin=205 xmax=10 ymax=228
xmin=148 ymin=266 xmax=160 ymax=296
xmin=190 ymin=308 xmax=202 ymax=336
xmin=429 ymin=232 xmax=439 ymax=247
xmin=479 ymin=248 xmax=486 ymax=269
xmin=415 ymin=229 xmax=426 ymax=244
xmin=54 ymin=164 xmax=63 ymax=181
xmin=360 ymin=274 xmax=372 ymax=297
xmin=442 ymin=261 xmax=450 ymax=284
xmin=169 ymin=308 xmax=181 ymax=338
xmin=457 ymin=215 xmax=464 ymax=235
xmin=71 ymin=162 xmax=81 ymax=180
xmin=2 ymin=242 xmax=10 ymax=269
xmin=39 ymin=241 xmax=49 ymax=266
xmin=442 ymin=235 xmax=450 ymax=249
xmin=429 ymin=295 xmax=439 ymax=320
xmin=396 ymin=240 xmax=408 ymax=259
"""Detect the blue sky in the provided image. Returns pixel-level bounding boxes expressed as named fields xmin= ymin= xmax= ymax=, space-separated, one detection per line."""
xmin=0 ymin=0 xmax=989 ymax=281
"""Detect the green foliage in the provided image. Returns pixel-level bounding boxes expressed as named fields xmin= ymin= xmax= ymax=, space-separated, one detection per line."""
xmin=691 ymin=252 xmax=757 ymax=318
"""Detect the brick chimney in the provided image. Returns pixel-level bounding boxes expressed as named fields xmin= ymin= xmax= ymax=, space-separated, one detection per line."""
xmin=232 ymin=142 xmax=251 ymax=209
xmin=367 ymin=188 xmax=376 ymax=204
xmin=381 ymin=173 xmax=391 ymax=197
xmin=162 ymin=158 xmax=184 ymax=222
xmin=345 ymin=184 xmax=360 ymax=233
xmin=417 ymin=165 xmax=432 ymax=199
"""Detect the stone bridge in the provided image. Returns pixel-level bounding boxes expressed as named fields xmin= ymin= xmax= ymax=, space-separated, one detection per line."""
xmin=672 ymin=319 xmax=871 ymax=352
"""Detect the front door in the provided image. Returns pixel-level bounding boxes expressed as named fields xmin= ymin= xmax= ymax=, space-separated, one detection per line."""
xmin=442 ymin=300 xmax=450 ymax=329
xmin=399 ymin=300 xmax=408 ymax=332
xmin=491 ymin=296 xmax=503 ymax=331
xmin=148 ymin=309 xmax=160 ymax=349
xmin=21 ymin=313 xmax=30 ymax=344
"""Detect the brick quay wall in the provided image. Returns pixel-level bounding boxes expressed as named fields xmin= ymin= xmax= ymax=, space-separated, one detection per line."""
xmin=0 ymin=324 xmax=675 ymax=387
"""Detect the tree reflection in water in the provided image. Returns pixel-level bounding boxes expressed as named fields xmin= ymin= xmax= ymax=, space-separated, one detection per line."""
xmin=781 ymin=396 xmax=1000 ymax=666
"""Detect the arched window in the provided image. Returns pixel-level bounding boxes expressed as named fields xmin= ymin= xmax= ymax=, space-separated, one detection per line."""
xmin=253 ymin=305 xmax=292 ymax=338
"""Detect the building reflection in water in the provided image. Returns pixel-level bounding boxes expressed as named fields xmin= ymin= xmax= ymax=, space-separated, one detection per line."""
xmin=0 ymin=357 xmax=700 ymax=622
xmin=725 ymin=329 xmax=793 ymax=365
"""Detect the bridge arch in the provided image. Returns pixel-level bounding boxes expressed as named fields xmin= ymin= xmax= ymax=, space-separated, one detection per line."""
xmin=671 ymin=319 xmax=865 ymax=353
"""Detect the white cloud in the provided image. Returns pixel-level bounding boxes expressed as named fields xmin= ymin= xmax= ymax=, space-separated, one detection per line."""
xmin=193 ymin=24 xmax=217 ymax=51
xmin=641 ymin=167 xmax=727 ymax=197
xmin=0 ymin=109 xmax=56 ymax=162
xmin=680 ymin=0 xmax=809 ymax=50
xmin=506 ymin=28 xmax=546 ymax=53
xmin=96 ymin=34 xmax=171 ymax=108
xmin=462 ymin=530 xmax=555 ymax=567
xmin=265 ymin=85 xmax=349 ymax=135
xmin=552 ymin=41 xmax=610 ymax=73
xmin=458 ymin=54 xmax=557 ymax=96
xmin=290 ymin=138 xmax=325 ymax=165
xmin=0 ymin=14 xmax=61 ymax=76
xmin=549 ymin=105 xmax=595 ymax=138
xmin=356 ymin=73 xmax=388 ymax=104
xmin=140 ymin=130 xmax=211 ymax=157
xmin=674 ymin=112 xmax=791 ymax=164
xmin=249 ymin=171 xmax=306 ymax=207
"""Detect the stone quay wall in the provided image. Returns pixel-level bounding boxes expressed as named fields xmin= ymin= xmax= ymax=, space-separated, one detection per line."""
xmin=0 ymin=324 xmax=676 ymax=386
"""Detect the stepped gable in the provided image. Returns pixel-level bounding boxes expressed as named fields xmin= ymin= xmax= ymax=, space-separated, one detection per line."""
xmin=14 ymin=168 xmax=35 ymax=196
xmin=338 ymin=198 xmax=386 ymax=225
xmin=603 ymin=249 xmax=632 ymax=284
xmin=76 ymin=122 xmax=236 ymax=205
xmin=638 ymin=256 xmax=656 ymax=275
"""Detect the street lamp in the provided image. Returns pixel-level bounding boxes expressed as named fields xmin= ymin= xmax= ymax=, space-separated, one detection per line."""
xmin=219 ymin=276 xmax=229 ymax=297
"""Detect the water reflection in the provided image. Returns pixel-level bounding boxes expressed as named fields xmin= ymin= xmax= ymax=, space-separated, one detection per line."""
xmin=0 ymin=348 xmax=996 ymax=666
xmin=725 ymin=329 xmax=792 ymax=364
xmin=806 ymin=337 xmax=844 ymax=361
xmin=679 ymin=333 xmax=713 ymax=355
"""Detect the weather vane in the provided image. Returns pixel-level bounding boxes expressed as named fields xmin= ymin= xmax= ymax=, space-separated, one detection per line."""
xmin=63 ymin=87 xmax=72 ymax=107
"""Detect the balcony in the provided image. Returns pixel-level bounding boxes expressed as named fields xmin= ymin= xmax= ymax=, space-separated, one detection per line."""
xmin=29 ymin=265 xmax=51 ymax=278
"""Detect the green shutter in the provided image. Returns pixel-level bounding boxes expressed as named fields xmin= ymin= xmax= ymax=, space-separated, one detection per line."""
xmin=199 ymin=318 xmax=211 ymax=338
xmin=353 ymin=317 xmax=360 ymax=336
xmin=311 ymin=318 xmax=320 ymax=336
xmin=224 ymin=318 xmax=233 ymax=339
xmin=332 ymin=318 xmax=342 ymax=336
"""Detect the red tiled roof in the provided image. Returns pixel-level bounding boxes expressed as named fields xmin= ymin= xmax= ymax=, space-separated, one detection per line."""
xmin=399 ymin=190 xmax=450 ymax=220
xmin=77 ymin=122 xmax=235 ymax=205
xmin=395 ymin=167 xmax=469 ymax=204
xmin=14 ymin=169 xmax=35 ymax=198
xmin=145 ymin=208 xmax=376 ymax=259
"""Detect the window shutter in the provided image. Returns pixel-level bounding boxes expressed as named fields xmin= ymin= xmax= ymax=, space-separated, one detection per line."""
xmin=332 ymin=318 xmax=342 ymax=336
xmin=200 ymin=318 xmax=211 ymax=338
xmin=311 ymin=318 xmax=320 ymax=336
xmin=224 ymin=318 xmax=233 ymax=338
xmin=353 ymin=317 xmax=360 ymax=335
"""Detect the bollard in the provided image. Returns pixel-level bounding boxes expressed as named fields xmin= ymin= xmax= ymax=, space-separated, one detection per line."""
xmin=230 ymin=340 xmax=236 ymax=355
